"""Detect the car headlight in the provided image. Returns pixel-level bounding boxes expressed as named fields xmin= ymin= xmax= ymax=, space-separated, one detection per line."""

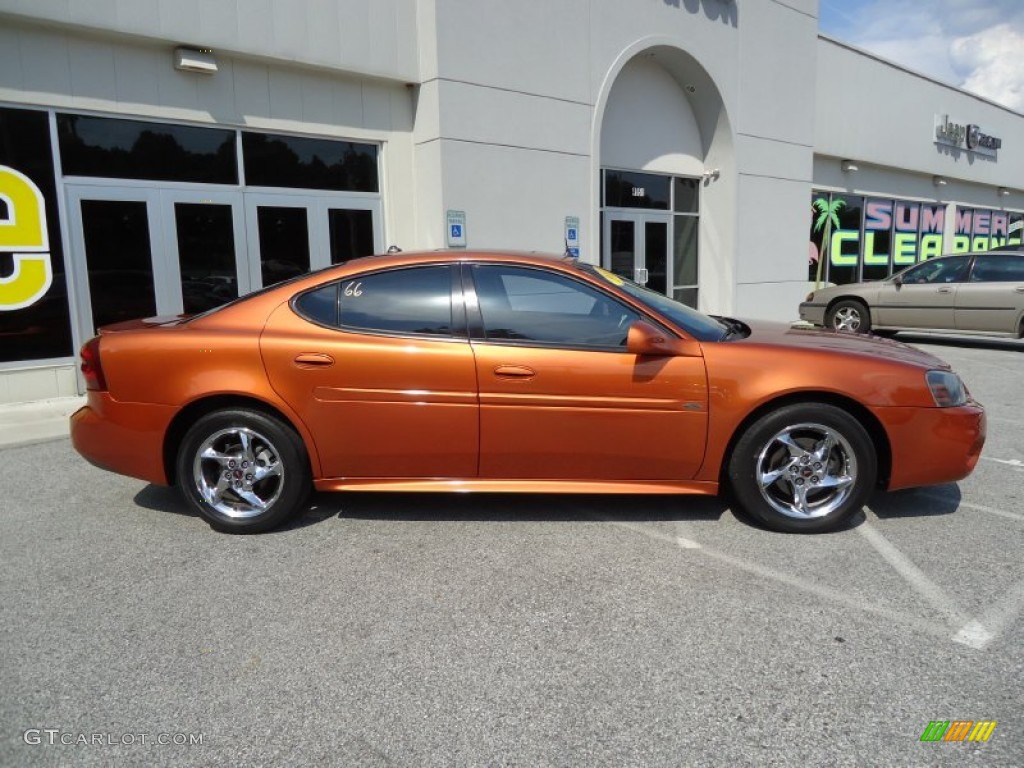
xmin=925 ymin=370 xmax=968 ymax=407
xmin=805 ymin=291 xmax=815 ymax=301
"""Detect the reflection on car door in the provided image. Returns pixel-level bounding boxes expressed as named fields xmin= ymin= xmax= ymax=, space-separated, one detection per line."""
xmin=260 ymin=265 xmax=479 ymax=479
xmin=467 ymin=264 xmax=709 ymax=481
xmin=875 ymin=255 xmax=968 ymax=329
xmin=955 ymin=254 xmax=1024 ymax=333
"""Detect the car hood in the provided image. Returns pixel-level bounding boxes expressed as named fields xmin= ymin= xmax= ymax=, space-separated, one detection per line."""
xmin=732 ymin=320 xmax=950 ymax=370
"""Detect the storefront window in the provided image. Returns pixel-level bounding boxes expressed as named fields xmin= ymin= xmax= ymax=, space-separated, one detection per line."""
xmin=810 ymin=193 xmax=945 ymax=286
xmin=57 ymin=114 xmax=237 ymax=184
xmin=0 ymin=107 xmax=74 ymax=362
xmin=952 ymin=207 xmax=1023 ymax=252
xmin=242 ymin=133 xmax=378 ymax=192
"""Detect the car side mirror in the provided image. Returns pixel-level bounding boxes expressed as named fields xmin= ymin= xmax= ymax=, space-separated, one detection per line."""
xmin=892 ymin=274 xmax=903 ymax=287
xmin=626 ymin=320 xmax=701 ymax=357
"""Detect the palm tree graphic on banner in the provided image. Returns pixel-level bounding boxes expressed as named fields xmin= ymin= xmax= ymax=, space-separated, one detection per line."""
xmin=812 ymin=196 xmax=845 ymax=289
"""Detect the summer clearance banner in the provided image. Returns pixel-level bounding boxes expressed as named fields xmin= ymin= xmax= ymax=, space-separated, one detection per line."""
xmin=809 ymin=192 xmax=1023 ymax=285
xmin=0 ymin=107 xmax=72 ymax=362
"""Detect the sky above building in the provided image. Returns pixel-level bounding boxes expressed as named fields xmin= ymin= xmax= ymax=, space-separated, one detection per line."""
xmin=818 ymin=0 xmax=1024 ymax=113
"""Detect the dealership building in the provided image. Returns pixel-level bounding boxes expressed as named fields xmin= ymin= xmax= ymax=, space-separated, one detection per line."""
xmin=0 ymin=0 xmax=1021 ymax=405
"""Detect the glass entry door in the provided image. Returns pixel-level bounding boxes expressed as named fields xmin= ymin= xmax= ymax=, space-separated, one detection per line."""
xmin=244 ymin=193 xmax=381 ymax=290
xmin=67 ymin=186 xmax=246 ymax=339
xmin=163 ymin=190 xmax=248 ymax=314
xmin=602 ymin=212 xmax=671 ymax=294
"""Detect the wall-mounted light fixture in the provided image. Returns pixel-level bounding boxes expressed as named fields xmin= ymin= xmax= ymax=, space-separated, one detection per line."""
xmin=702 ymin=168 xmax=720 ymax=186
xmin=840 ymin=159 xmax=858 ymax=172
xmin=998 ymin=187 xmax=1010 ymax=196
xmin=933 ymin=175 xmax=948 ymax=187
xmin=174 ymin=47 xmax=218 ymax=74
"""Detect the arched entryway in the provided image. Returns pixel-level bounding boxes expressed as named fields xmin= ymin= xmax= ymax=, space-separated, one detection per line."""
xmin=595 ymin=44 xmax=733 ymax=311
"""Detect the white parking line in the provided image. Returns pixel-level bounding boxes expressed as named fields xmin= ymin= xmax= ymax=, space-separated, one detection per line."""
xmin=980 ymin=456 xmax=1024 ymax=470
xmin=596 ymin=509 xmax=1024 ymax=651
xmin=856 ymin=521 xmax=969 ymax=627
xmin=973 ymin=578 xmax=1024 ymax=642
xmin=856 ymin=520 xmax=994 ymax=649
xmin=589 ymin=513 xmax=957 ymax=644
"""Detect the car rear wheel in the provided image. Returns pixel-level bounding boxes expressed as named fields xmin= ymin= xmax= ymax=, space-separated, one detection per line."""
xmin=826 ymin=299 xmax=871 ymax=333
xmin=727 ymin=403 xmax=876 ymax=533
xmin=177 ymin=408 xmax=311 ymax=533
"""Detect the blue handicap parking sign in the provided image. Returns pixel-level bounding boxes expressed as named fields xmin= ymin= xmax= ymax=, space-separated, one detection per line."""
xmin=451 ymin=224 xmax=462 ymax=238
xmin=567 ymin=228 xmax=577 ymax=240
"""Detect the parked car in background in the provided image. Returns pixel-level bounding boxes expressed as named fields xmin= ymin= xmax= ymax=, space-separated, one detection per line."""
xmin=800 ymin=251 xmax=1024 ymax=337
xmin=72 ymin=251 xmax=985 ymax=536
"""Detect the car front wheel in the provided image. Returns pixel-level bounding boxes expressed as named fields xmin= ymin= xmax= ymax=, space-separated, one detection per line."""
xmin=177 ymin=408 xmax=311 ymax=533
xmin=826 ymin=299 xmax=871 ymax=333
xmin=727 ymin=404 xmax=876 ymax=533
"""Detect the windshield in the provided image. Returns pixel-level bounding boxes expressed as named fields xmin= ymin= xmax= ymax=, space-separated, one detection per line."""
xmin=580 ymin=264 xmax=727 ymax=341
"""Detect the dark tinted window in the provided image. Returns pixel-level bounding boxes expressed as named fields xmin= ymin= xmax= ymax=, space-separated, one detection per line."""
xmin=57 ymin=114 xmax=237 ymax=183
xmin=338 ymin=266 xmax=452 ymax=336
xmin=243 ymin=132 xmax=378 ymax=192
xmin=604 ymin=170 xmax=670 ymax=210
xmin=970 ymin=254 xmax=1024 ymax=282
xmin=473 ymin=265 xmax=639 ymax=348
xmin=329 ymin=208 xmax=375 ymax=264
xmin=899 ymin=255 xmax=969 ymax=284
xmin=80 ymin=200 xmax=157 ymax=331
xmin=256 ymin=206 xmax=311 ymax=287
xmin=294 ymin=283 xmax=339 ymax=326
xmin=175 ymin=203 xmax=238 ymax=314
xmin=673 ymin=178 xmax=699 ymax=213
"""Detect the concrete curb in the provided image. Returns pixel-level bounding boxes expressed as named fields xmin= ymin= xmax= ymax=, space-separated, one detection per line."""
xmin=0 ymin=396 xmax=86 ymax=449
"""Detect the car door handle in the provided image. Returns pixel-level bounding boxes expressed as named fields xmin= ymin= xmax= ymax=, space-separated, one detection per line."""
xmin=1015 ymin=286 xmax=1024 ymax=293
xmin=294 ymin=353 xmax=335 ymax=367
xmin=937 ymin=287 xmax=952 ymax=294
xmin=493 ymin=365 xmax=535 ymax=379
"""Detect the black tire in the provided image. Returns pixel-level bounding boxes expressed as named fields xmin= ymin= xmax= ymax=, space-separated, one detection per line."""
xmin=826 ymin=299 xmax=871 ymax=333
xmin=177 ymin=408 xmax=311 ymax=534
xmin=727 ymin=403 xmax=876 ymax=533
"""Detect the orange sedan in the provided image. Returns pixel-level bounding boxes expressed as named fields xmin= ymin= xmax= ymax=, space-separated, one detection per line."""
xmin=71 ymin=251 xmax=985 ymax=534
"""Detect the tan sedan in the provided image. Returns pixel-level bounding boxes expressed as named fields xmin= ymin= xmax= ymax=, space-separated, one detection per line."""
xmin=800 ymin=251 xmax=1024 ymax=337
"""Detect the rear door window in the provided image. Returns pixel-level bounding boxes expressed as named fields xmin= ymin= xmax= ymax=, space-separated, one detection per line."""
xmin=969 ymin=254 xmax=1024 ymax=282
xmin=294 ymin=265 xmax=456 ymax=337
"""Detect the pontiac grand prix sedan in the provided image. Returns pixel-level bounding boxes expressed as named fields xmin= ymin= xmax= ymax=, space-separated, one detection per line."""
xmin=71 ymin=251 xmax=985 ymax=535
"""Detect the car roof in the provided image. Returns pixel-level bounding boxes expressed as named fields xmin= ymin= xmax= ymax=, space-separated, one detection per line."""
xmin=188 ymin=250 xmax=588 ymax=328
xmin=348 ymin=248 xmax=575 ymax=268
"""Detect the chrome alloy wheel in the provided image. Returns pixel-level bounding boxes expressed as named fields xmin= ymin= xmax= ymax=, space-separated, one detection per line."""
xmin=755 ymin=422 xmax=857 ymax=520
xmin=192 ymin=427 xmax=284 ymax=519
xmin=831 ymin=306 xmax=863 ymax=332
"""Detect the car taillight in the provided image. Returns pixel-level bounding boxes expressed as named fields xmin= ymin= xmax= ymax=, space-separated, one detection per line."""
xmin=80 ymin=337 xmax=107 ymax=391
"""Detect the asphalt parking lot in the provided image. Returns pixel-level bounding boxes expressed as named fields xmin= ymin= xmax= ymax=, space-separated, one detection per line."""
xmin=1 ymin=334 xmax=1022 ymax=767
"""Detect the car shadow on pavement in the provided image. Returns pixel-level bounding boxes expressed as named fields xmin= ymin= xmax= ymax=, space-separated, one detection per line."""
xmin=131 ymin=483 xmax=964 ymax=532
xmin=894 ymin=332 xmax=1023 ymax=352
xmin=132 ymin=484 xmax=348 ymax=532
xmin=867 ymin=484 xmax=962 ymax=519
xmin=305 ymin=491 xmax=733 ymax=526
xmin=133 ymin=484 xmax=197 ymax=518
